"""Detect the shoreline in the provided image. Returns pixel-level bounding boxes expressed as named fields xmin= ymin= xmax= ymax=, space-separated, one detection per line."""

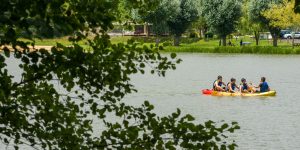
xmin=0 ymin=45 xmax=53 ymax=52
xmin=164 ymin=46 xmax=300 ymax=54
xmin=2 ymin=44 xmax=300 ymax=55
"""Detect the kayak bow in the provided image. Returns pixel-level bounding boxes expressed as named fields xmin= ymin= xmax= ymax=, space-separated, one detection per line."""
xmin=202 ymin=89 xmax=213 ymax=95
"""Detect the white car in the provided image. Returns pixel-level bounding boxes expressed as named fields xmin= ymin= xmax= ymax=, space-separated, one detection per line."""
xmin=283 ymin=32 xmax=300 ymax=39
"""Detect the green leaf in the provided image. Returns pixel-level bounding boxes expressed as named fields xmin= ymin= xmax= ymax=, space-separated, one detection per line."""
xmin=144 ymin=101 xmax=150 ymax=107
xmin=232 ymin=121 xmax=238 ymax=125
xmin=185 ymin=114 xmax=195 ymax=121
xmin=170 ymin=53 xmax=177 ymax=59
xmin=221 ymin=123 xmax=229 ymax=129
xmin=220 ymin=144 xmax=226 ymax=150
xmin=140 ymin=63 xmax=145 ymax=68
xmin=159 ymin=46 xmax=164 ymax=50
xmin=4 ymin=47 xmax=10 ymax=57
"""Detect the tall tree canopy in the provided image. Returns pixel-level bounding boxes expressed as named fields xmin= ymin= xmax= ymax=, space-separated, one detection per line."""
xmin=237 ymin=0 xmax=264 ymax=46
xmin=167 ymin=0 xmax=200 ymax=46
xmin=143 ymin=0 xmax=180 ymax=46
xmin=201 ymin=0 xmax=242 ymax=46
xmin=263 ymin=0 xmax=300 ymax=47
xmin=0 ymin=0 xmax=239 ymax=149
xmin=263 ymin=0 xmax=300 ymax=29
xmin=248 ymin=0 xmax=283 ymax=46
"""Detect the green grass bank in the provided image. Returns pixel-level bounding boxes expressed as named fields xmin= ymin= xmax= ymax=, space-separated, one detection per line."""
xmin=163 ymin=45 xmax=300 ymax=54
xmin=21 ymin=36 xmax=300 ymax=54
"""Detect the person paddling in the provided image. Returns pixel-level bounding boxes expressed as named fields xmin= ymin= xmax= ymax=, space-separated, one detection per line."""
xmin=240 ymin=78 xmax=255 ymax=93
xmin=227 ymin=78 xmax=239 ymax=93
xmin=213 ymin=75 xmax=226 ymax=91
xmin=254 ymin=77 xmax=270 ymax=93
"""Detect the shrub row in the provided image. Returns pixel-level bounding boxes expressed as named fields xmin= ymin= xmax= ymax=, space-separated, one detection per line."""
xmin=131 ymin=36 xmax=201 ymax=44
xmin=164 ymin=46 xmax=300 ymax=54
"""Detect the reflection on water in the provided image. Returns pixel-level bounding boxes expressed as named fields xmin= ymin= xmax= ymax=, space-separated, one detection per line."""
xmin=124 ymin=53 xmax=300 ymax=150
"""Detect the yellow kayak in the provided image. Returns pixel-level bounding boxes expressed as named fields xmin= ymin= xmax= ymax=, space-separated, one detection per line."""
xmin=211 ymin=90 xmax=276 ymax=97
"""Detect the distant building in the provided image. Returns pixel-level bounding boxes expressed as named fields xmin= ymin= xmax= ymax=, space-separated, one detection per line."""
xmin=260 ymin=32 xmax=272 ymax=40
xmin=134 ymin=24 xmax=149 ymax=36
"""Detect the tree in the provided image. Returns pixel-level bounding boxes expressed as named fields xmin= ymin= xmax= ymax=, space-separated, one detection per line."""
xmin=0 ymin=0 xmax=239 ymax=149
xmin=263 ymin=0 xmax=300 ymax=47
xmin=192 ymin=16 xmax=209 ymax=39
xmin=249 ymin=0 xmax=283 ymax=47
xmin=189 ymin=0 xmax=208 ymax=39
xmin=238 ymin=1 xmax=265 ymax=46
xmin=202 ymin=0 xmax=242 ymax=46
xmin=167 ymin=0 xmax=199 ymax=46
xmin=263 ymin=0 xmax=300 ymax=29
xmin=143 ymin=0 xmax=180 ymax=46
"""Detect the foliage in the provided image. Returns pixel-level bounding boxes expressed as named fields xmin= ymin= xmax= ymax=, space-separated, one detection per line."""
xmin=201 ymin=0 xmax=242 ymax=46
xmin=0 ymin=0 xmax=239 ymax=149
xmin=117 ymin=0 xmax=161 ymax=25
xmin=248 ymin=0 xmax=283 ymax=46
xmin=262 ymin=0 xmax=300 ymax=29
xmin=165 ymin=45 xmax=300 ymax=54
xmin=238 ymin=1 xmax=263 ymax=35
xmin=238 ymin=0 xmax=265 ymax=45
xmin=263 ymin=0 xmax=300 ymax=47
xmin=167 ymin=0 xmax=200 ymax=46
xmin=130 ymin=36 xmax=200 ymax=44
xmin=295 ymin=0 xmax=300 ymax=12
xmin=143 ymin=0 xmax=180 ymax=36
xmin=248 ymin=0 xmax=269 ymax=25
xmin=191 ymin=16 xmax=209 ymax=39
xmin=189 ymin=32 xmax=199 ymax=38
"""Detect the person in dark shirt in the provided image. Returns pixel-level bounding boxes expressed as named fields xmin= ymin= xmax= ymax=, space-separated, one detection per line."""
xmin=227 ymin=78 xmax=239 ymax=93
xmin=254 ymin=77 xmax=270 ymax=93
xmin=240 ymin=78 xmax=255 ymax=93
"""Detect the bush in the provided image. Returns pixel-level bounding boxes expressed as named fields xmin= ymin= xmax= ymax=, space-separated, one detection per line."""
xmin=165 ymin=45 xmax=300 ymax=54
xmin=205 ymin=32 xmax=214 ymax=38
xmin=163 ymin=41 xmax=173 ymax=46
xmin=130 ymin=36 xmax=200 ymax=44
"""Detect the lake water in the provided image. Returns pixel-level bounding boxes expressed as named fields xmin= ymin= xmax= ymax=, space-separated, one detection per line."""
xmin=124 ymin=53 xmax=300 ymax=150
xmin=2 ymin=53 xmax=300 ymax=150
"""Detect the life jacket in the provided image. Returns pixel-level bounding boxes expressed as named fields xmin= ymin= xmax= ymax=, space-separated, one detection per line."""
xmin=213 ymin=80 xmax=223 ymax=90
xmin=227 ymin=82 xmax=236 ymax=91
xmin=260 ymin=82 xmax=269 ymax=92
xmin=242 ymin=83 xmax=248 ymax=90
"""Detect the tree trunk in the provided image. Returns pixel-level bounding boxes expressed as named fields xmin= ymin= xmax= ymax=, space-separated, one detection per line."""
xmin=254 ymin=31 xmax=260 ymax=46
xmin=155 ymin=37 xmax=160 ymax=47
xmin=200 ymin=27 xmax=207 ymax=39
xmin=144 ymin=23 xmax=149 ymax=37
xmin=222 ymin=36 xmax=226 ymax=46
xmin=198 ymin=28 xmax=202 ymax=39
xmin=174 ymin=36 xmax=180 ymax=46
xmin=269 ymin=27 xmax=280 ymax=47
xmin=272 ymin=34 xmax=278 ymax=47
xmin=292 ymin=35 xmax=295 ymax=49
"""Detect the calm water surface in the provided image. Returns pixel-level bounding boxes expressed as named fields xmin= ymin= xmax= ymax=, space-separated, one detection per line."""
xmin=3 ymin=53 xmax=300 ymax=150
xmin=124 ymin=53 xmax=300 ymax=150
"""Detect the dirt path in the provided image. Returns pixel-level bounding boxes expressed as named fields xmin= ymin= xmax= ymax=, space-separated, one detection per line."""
xmin=1 ymin=45 xmax=53 ymax=52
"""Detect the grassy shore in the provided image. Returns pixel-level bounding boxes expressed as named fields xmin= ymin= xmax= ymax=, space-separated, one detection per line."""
xmin=20 ymin=36 xmax=300 ymax=54
xmin=164 ymin=45 xmax=300 ymax=54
